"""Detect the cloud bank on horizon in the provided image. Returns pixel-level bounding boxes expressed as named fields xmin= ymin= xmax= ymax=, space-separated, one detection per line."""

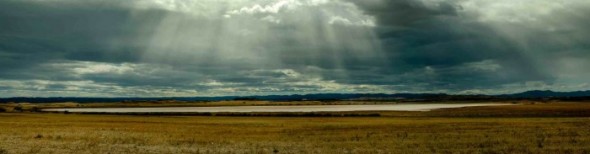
xmin=1 ymin=0 xmax=589 ymax=97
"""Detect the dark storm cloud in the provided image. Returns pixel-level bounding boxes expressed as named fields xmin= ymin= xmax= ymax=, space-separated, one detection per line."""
xmin=341 ymin=0 xmax=589 ymax=92
xmin=350 ymin=0 xmax=458 ymax=28
xmin=1 ymin=0 xmax=590 ymax=97
xmin=0 ymin=0 xmax=172 ymax=82
xmin=0 ymin=0 xmax=164 ymax=64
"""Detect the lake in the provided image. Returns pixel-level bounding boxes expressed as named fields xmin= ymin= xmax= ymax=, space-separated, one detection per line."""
xmin=42 ymin=103 xmax=513 ymax=113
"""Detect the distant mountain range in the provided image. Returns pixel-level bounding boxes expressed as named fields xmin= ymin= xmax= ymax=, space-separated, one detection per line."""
xmin=1 ymin=90 xmax=589 ymax=103
xmin=502 ymin=90 xmax=590 ymax=98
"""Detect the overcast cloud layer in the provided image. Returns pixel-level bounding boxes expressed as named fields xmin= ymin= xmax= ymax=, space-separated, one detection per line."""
xmin=1 ymin=0 xmax=589 ymax=97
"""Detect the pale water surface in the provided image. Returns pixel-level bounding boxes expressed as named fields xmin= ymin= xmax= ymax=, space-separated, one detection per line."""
xmin=43 ymin=103 xmax=513 ymax=113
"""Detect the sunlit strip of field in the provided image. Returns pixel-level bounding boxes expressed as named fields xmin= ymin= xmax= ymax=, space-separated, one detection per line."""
xmin=1 ymin=113 xmax=589 ymax=154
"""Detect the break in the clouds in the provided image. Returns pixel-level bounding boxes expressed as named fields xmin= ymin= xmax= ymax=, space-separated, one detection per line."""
xmin=0 ymin=0 xmax=589 ymax=97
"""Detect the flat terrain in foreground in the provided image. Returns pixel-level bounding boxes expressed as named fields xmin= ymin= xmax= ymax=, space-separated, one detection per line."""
xmin=1 ymin=102 xmax=590 ymax=153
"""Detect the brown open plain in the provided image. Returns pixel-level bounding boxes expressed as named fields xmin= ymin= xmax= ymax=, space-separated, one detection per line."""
xmin=1 ymin=102 xmax=590 ymax=153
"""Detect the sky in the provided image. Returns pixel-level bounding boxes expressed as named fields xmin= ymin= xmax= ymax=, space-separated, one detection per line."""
xmin=1 ymin=0 xmax=589 ymax=97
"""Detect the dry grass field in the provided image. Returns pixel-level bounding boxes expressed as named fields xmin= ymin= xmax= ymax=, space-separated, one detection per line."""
xmin=1 ymin=102 xmax=590 ymax=153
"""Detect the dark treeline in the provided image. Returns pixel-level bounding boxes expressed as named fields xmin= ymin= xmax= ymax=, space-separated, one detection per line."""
xmin=1 ymin=90 xmax=590 ymax=103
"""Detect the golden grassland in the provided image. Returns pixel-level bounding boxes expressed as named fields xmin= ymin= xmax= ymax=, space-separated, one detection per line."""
xmin=1 ymin=113 xmax=589 ymax=154
xmin=0 ymin=102 xmax=590 ymax=153
xmin=381 ymin=102 xmax=590 ymax=117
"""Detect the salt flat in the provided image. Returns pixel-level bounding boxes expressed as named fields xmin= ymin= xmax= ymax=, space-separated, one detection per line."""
xmin=43 ymin=103 xmax=513 ymax=113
